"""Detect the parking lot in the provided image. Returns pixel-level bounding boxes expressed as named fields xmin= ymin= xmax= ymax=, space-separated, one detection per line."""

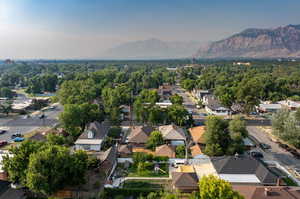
xmin=0 ymin=105 xmax=62 ymax=142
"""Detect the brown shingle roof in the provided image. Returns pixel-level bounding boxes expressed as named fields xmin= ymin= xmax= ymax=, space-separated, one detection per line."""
xmin=127 ymin=126 xmax=154 ymax=144
xmin=155 ymin=144 xmax=175 ymax=158
xmin=118 ymin=145 xmax=132 ymax=155
xmin=172 ymin=172 xmax=199 ymax=190
xmin=189 ymin=126 xmax=205 ymax=144
xmin=190 ymin=144 xmax=203 ymax=157
xmin=233 ymin=186 xmax=300 ymax=199
xmin=159 ymin=125 xmax=186 ymax=140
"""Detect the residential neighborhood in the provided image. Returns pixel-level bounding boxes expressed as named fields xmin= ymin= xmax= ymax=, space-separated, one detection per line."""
xmin=1 ymin=1 xmax=300 ymax=198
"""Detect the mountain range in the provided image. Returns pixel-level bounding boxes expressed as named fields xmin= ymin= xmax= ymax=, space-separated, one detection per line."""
xmin=102 ymin=24 xmax=300 ymax=59
xmin=102 ymin=38 xmax=204 ymax=59
xmin=195 ymin=24 xmax=300 ymax=58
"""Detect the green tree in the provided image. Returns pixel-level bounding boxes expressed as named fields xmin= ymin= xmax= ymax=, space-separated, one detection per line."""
xmin=199 ymin=175 xmax=244 ymax=199
xmin=175 ymin=145 xmax=185 ymax=158
xmin=295 ymin=108 xmax=300 ymax=122
xmin=3 ymin=140 xmax=43 ymax=185
xmin=227 ymin=117 xmax=248 ymax=154
xmin=58 ymin=79 xmax=98 ymax=105
xmin=236 ymin=78 xmax=263 ymax=114
xmin=26 ymin=145 xmax=88 ymax=196
xmin=146 ymin=131 xmax=164 ymax=150
xmin=46 ymin=133 xmax=66 ymax=145
xmin=0 ymin=100 xmax=13 ymax=116
xmin=181 ymin=79 xmax=195 ymax=92
xmin=204 ymin=116 xmax=229 ymax=156
xmin=170 ymin=94 xmax=183 ymax=105
xmin=214 ymin=86 xmax=236 ymax=108
xmin=0 ymin=87 xmax=14 ymax=99
xmin=59 ymin=103 xmax=103 ymax=134
xmin=167 ymin=104 xmax=191 ymax=126
xmin=41 ymin=74 xmax=58 ymax=92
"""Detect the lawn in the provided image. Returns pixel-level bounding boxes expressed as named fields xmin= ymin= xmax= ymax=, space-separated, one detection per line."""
xmin=123 ymin=180 xmax=162 ymax=189
xmin=127 ymin=163 xmax=169 ymax=177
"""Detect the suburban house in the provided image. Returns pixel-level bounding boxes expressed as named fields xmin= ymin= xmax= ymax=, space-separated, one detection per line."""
xmin=203 ymin=95 xmax=231 ymax=116
xmin=233 ymin=185 xmax=300 ymax=199
xmin=158 ymin=125 xmax=186 ymax=145
xmin=211 ymin=156 xmax=278 ymax=185
xmin=192 ymin=89 xmax=210 ymax=101
xmin=155 ymin=144 xmax=176 ymax=158
xmin=75 ymin=121 xmax=110 ymax=151
xmin=278 ymin=100 xmax=300 ymax=110
xmin=256 ymin=103 xmax=282 ymax=113
xmin=127 ymin=126 xmax=154 ymax=146
xmin=171 ymin=172 xmax=199 ymax=192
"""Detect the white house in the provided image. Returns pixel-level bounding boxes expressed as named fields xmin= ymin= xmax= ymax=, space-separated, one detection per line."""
xmin=203 ymin=95 xmax=231 ymax=116
xmin=256 ymin=104 xmax=282 ymax=113
xmin=75 ymin=121 xmax=110 ymax=151
xmin=277 ymin=100 xmax=300 ymax=110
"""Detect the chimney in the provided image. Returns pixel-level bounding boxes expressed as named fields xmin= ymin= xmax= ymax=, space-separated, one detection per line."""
xmin=264 ymin=188 xmax=271 ymax=196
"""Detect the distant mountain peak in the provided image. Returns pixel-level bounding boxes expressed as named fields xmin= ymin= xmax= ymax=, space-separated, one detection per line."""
xmin=195 ymin=24 xmax=300 ymax=58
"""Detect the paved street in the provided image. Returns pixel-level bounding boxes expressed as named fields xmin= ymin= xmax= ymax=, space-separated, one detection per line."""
xmin=0 ymin=105 xmax=62 ymax=142
xmin=247 ymin=126 xmax=300 ymax=168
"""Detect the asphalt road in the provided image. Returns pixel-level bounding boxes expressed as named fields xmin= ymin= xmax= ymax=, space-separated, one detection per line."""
xmin=0 ymin=105 xmax=62 ymax=142
xmin=247 ymin=126 xmax=300 ymax=168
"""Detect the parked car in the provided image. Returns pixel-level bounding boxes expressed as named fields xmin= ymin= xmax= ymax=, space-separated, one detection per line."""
xmin=49 ymin=106 xmax=56 ymax=110
xmin=0 ymin=140 xmax=8 ymax=147
xmin=249 ymin=151 xmax=264 ymax=159
xmin=13 ymin=137 xmax=25 ymax=142
xmin=290 ymin=150 xmax=300 ymax=159
xmin=259 ymin=143 xmax=271 ymax=150
xmin=0 ymin=130 xmax=7 ymax=134
xmin=278 ymin=143 xmax=289 ymax=150
xmin=11 ymin=134 xmax=23 ymax=139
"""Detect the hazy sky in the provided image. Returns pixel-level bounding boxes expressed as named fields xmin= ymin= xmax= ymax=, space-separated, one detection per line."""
xmin=0 ymin=0 xmax=300 ymax=59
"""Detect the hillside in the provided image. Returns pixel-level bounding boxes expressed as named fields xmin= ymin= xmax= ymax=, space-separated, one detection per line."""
xmin=195 ymin=24 xmax=300 ymax=58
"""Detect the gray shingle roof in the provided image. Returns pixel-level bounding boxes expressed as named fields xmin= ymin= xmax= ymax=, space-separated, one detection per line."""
xmin=78 ymin=121 xmax=110 ymax=140
xmin=211 ymin=156 xmax=278 ymax=185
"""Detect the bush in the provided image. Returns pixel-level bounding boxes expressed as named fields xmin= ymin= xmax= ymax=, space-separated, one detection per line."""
xmin=153 ymin=156 xmax=169 ymax=162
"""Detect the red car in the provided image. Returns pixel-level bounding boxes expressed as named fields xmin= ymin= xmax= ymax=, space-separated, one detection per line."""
xmin=0 ymin=140 xmax=8 ymax=147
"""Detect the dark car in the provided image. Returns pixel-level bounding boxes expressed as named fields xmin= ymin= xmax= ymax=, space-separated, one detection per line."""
xmin=0 ymin=140 xmax=8 ymax=147
xmin=11 ymin=134 xmax=23 ymax=139
xmin=0 ymin=130 xmax=7 ymax=134
xmin=249 ymin=151 xmax=264 ymax=159
xmin=259 ymin=143 xmax=271 ymax=150
xmin=278 ymin=143 xmax=289 ymax=150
